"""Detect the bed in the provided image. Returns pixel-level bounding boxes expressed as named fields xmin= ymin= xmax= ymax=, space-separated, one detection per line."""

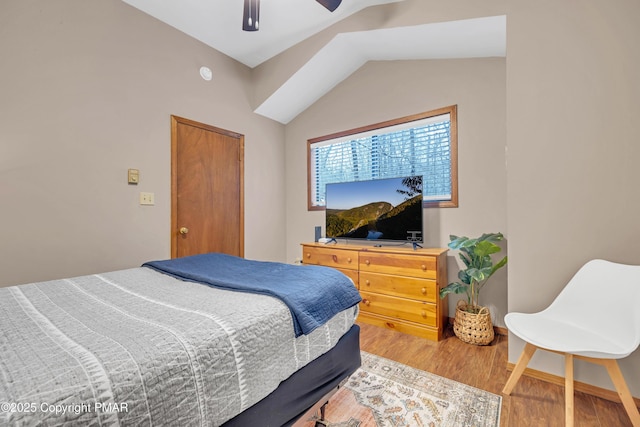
xmin=0 ymin=253 xmax=362 ymax=426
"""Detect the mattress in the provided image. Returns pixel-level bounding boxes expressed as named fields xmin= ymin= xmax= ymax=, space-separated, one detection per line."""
xmin=0 ymin=266 xmax=358 ymax=426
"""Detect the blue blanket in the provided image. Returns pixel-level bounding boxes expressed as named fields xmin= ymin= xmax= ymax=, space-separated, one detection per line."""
xmin=142 ymin=253 xmax=361 ymax=337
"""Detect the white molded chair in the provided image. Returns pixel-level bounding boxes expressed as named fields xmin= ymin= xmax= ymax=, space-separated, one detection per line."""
xmin=502 ymin=259 xmax=640 ymax=427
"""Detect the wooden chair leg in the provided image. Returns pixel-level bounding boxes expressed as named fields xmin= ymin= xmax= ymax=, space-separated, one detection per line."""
xmin=503 ymin=342 xmax=537 ymax=395
xmin=603 ymin=359 xmax=640 ymax=427
xmin=565 ymin=354 xmax=574 ymax=427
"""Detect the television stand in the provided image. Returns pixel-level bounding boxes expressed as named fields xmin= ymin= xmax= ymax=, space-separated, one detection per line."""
xmin=300 ymin=243 xmax=448 ymax=341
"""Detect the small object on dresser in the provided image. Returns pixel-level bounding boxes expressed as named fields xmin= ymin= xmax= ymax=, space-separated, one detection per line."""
xmin=318 ymin=237 xmax=336 ymax=244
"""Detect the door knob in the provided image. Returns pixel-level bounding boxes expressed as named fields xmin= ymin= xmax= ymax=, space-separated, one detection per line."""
xmin=179 ymin=227 xmax=189 ymax=235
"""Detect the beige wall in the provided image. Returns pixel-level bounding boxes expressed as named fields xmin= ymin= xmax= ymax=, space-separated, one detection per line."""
xmin=284 ymin=58 xmax=508 ymax=326
xmin=507 ymin=0 xmax=640 ymax=394
xmin=0 ymin=0 xmax=286 ymax=287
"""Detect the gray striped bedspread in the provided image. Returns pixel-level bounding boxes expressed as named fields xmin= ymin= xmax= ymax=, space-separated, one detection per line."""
xmin=0 ymin=267 xmax=358 ymax=426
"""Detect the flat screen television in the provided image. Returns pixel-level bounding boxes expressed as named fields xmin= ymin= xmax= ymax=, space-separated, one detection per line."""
xmin=325 ymin=175 xmax=423 ymax=243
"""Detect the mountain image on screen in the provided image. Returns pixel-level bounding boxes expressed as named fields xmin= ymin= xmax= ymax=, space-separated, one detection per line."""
xmin=325 ymin=176 xmax=423 ymax=242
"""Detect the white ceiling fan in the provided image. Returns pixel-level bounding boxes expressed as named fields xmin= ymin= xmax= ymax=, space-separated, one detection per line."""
xmin=243 ymin=0 xmax=342 ymax=31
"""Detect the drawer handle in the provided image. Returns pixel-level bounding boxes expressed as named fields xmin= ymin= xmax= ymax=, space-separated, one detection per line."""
xmin=421 ymin=264 xmax=427 ymax=271
xmin=306 ymin=253 xmax=310 ymax=258
xmin=421 ymin=310 xmax=427 ymax=318
xmin=385 ymin=322 xmax=395 ymax=329
xmin=365 ymin=259 xmax=370 ymax=266
xmin=421 ymin=287 xmax=427 ymax=295
xmin=362 ymin=299 xmax=371 ymax=306
xmin=365 ymin=280 xmax=370 ymax=286
xmin=347 ymin=257 xmax=352 ymax=263
xmin=332 ymin=255 xmax=338 ymax=263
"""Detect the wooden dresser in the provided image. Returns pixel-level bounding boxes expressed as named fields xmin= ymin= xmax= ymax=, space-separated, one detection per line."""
xmin=301 ymin=243 xmax=448 ymax=341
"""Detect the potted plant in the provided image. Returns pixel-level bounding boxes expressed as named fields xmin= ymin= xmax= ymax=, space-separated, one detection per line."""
xmin=440 ymin=232 xmax=508 ymax=345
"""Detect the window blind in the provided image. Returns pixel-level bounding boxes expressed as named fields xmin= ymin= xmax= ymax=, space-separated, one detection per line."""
xmin=310 ymin=113 xmax=452 ymax=207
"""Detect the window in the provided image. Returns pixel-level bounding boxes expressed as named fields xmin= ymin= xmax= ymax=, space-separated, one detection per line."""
xmin=307 ymin=105 xmax=458 ymax=210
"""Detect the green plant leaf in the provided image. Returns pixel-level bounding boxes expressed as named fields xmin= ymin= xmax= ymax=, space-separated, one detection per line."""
xmin=467 ymin=267 xmax=489 ymax=283
xmin=439 ymin=281 xmax=469 ymax=298
xmin=448 ymin=236 xmax=470 ymax=249
xmin=476 ymin=255 xmax=491 ymax=270
xmin=459 ymin=238 xmax=479 ymax=249
xmin=491 ymin=256 xmax=508 ymax=275
xmin=478 ymin=232 xmax=504 ymax=243
xmin=458 ymin=269 xmax=472 ymax=285
xmin=458 ymin=252 xmax=472 ymax=268
xmin=474 ymin=240 xmax=501 ymax=258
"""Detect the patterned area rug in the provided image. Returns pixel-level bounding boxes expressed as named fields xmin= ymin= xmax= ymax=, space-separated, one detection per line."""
xmin=303 ymin=351 xmax=501 ymax=427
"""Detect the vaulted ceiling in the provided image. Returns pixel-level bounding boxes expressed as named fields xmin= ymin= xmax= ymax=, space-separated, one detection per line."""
xmin=122 ymin=0 xmax=506 ymax=123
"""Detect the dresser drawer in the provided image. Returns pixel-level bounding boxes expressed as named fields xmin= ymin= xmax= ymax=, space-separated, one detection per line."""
xmin=359 ymin=291 xmax=437 ymax=327
xmin=360 ymin=272 xmax=437 ymax=302
xmin=357 ymin=312 xmax=441 ymax=341
xmin=336 ymin=268 xmax=359 ymax=288
xmin=302 ymin=246 xmax=359 ymax=270
xmin=359 ymin=252 xmax=437 ymax=279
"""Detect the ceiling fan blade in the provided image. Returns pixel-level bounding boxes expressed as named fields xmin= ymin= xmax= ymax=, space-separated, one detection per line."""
xmin=316 ymin=0 xmax=342 ymax=12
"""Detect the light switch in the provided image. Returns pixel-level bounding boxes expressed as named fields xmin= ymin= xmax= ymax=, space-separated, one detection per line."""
xmin=128 ymin=169 xmax=139 ymax=185
xmin=140 ymin=192 xmax=154 ymax=205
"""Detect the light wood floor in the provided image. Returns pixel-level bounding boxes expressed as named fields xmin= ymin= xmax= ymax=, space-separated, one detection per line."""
xmin=357 ymin=322 xmax=634 ymax=427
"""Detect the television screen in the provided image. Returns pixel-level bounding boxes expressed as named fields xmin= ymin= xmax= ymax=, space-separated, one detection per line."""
xmin=325 ymin=176 xmax=423 ymax=243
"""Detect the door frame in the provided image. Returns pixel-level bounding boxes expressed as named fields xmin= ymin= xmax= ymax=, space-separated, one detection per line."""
xmin=170 ymin=115 xmax=244 ymax=258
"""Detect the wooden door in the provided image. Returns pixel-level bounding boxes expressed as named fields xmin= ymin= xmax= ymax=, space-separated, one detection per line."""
xmin=171 ymin=116 xmax=244 ymax=258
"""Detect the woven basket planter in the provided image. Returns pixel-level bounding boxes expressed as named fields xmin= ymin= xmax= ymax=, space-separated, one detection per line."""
xmin=453 ymin=300 xmax=495 ymax=345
